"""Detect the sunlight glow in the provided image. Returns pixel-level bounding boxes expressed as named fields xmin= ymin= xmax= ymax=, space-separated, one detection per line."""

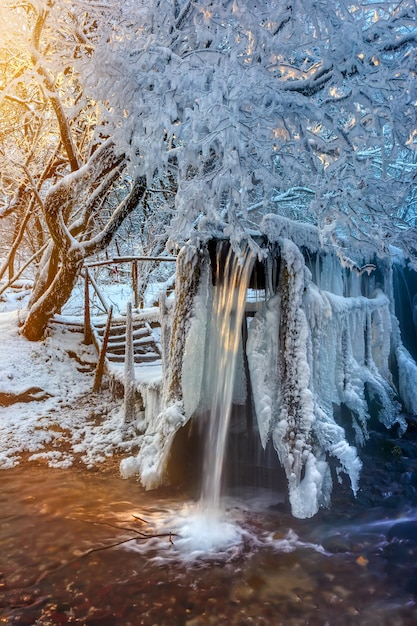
xmin=201 ymin=7 xmax=213 ymax=20
xmin=0 ymin=4 xmax=29 ymax=56
xmin=273 ymin=127 xmax=290 ymax=141
xmin=406 ymin=129 xmax=417 ymax=149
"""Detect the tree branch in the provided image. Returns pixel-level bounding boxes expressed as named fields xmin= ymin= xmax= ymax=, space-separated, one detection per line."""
xmin=32 ymin=7 xmax=81 ymax=172
xmin=83 ymin=176 xmax=147 ymax=255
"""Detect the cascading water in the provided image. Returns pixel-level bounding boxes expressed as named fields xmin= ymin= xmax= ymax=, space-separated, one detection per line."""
xmin=393 ymin=260 xmax=417 ymax=361
xmin=200 ymin=242 xmax=255 ymax=512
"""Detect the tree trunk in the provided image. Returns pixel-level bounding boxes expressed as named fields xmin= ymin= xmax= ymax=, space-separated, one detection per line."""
xmin=0 ymin=205 xmax=32 ymax=283
xmin=166 ymin=245 xmax=201 ymax=403
xmin=22 ymin=154 xmax=145 ymax=340
xmin=21 ymin=252 xmax=83 ymax=340
xmin=27 ymin=242 xmax=58 ymax=309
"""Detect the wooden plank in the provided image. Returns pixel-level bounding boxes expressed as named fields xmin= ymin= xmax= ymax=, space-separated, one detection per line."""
xmin=85 ymin=255 xmax=176 ymax=268
xmin=83 ymin=270 xmax=93 ymax=345
xmin=124 ymin=302 xmax=136 ymax=422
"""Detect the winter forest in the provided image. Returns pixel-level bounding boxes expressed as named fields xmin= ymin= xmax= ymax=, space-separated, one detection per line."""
xmin=1 ymin=0 xmax=417 ymax=523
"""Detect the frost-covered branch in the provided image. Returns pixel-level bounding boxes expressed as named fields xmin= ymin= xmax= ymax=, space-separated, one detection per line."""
xmin=84 ymin=175 xmax=147 ymax=255
xmin=31 ymin=6 xmax=81 ymax=172
xmin=82 ymin=0 xmax=416 ymax=259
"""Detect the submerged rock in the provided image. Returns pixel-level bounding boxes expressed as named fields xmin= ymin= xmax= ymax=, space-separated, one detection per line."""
xmin=387 ymin=521 xmax=417 ymax=543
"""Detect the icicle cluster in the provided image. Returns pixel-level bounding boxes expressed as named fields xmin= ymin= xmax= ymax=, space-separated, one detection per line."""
xmin=247 ymin=234 xmax=411 ymax=518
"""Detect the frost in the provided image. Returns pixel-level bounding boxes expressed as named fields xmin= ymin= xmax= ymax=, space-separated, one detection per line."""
xmin=134 ymin=401 xmax=187 ymax=490
xmin=246 ymin=294 xmax=281 ymax=448
xmin=80 ymin=1 xmax=417 ymax=259
xmin=260 ymin=214 xmax=321 ymax=253
xmin=117 ymin=235 xmax=416 ymax=518
xmin=120 ymin=456 xmax=140 ymax=479
xmin=28 ymin=451 xmax=73 ymax=469
xmin=181 ymin=260 xmax=211 ymax=418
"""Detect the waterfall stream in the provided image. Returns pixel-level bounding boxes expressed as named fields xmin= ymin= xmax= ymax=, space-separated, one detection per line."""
xmin=200 ymin=242 xmax=255 ymax=511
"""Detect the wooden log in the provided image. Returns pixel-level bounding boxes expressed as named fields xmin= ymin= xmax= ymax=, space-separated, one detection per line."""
xmin=132 ymin=260 xmax=139 ymax=309
xmin=92 ymin=305 xmax=113 ymax=392
xmin=85 ymin=255 xmax=176 ymax=268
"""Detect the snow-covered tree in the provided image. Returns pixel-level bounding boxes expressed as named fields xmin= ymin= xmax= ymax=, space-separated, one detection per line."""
xmin=76 ymin=0 xmax=417 ymax=517
xmin=0 ymin=1 xmax=151 ymax=339
xmin=87 ymin=0 xmax=417 ymax=261
xmin=1 ymin=0 xmax=416 ymax=338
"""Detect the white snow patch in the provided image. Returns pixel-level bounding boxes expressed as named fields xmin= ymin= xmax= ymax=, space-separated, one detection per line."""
xmin=0 ymin=305 xmax=141 ymax=470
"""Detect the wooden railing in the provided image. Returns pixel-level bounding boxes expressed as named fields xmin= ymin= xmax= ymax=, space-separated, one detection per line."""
xmin=82 ymin=255 xmax=176 ymax=345
xmin=83 ymin=255 xmax=177 ymax=421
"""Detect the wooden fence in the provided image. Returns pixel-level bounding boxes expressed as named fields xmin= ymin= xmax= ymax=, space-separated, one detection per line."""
xmin=82 ymin=255 xmax=176 ymax=345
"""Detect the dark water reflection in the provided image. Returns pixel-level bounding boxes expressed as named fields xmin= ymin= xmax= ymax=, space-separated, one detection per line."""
xmin=1 ymin=465 xmax=417 ymax=625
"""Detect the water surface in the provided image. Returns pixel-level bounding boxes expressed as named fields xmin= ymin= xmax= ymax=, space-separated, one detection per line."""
xmin=1 ymin=465 xmax=416 ymax=625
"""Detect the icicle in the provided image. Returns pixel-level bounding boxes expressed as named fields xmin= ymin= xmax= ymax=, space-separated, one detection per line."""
xmin=396 ymin=344 xmax=417 ymax=416
xmin=247 ymin=239 xmax=410 ymax=518
xmin=246 ymin=294 xmax=281 ymax=449
xmin=272 ymin=240 xmax=333 ymax=518
xmin=127 ymin=245 xmax=203 ymax=490
xmin=181 ymin=254 xmax=212 ymax=419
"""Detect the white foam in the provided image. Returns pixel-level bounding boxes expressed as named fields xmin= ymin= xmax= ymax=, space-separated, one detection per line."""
xmin=173 ymin=508 xmax=244 ymax=555
xmin=120 ymin=498 xmax=326 ymax=564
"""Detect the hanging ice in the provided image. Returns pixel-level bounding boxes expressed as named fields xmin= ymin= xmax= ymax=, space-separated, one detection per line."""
xmin=245 ymin=220 xmax=409 ymax=517
xmin=120 ymin=215 xmax=417 ymax=520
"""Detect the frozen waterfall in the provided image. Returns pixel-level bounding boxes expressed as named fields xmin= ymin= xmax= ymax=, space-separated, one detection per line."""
xmin=122 ymin=217 xmax=417 ymax=519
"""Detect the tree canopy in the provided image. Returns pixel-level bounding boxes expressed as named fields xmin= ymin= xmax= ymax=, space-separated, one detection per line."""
xmin=87 ymin=0 xmax=417 ymax=259
xmin=0 ymin=1 xmax=159 ymax=338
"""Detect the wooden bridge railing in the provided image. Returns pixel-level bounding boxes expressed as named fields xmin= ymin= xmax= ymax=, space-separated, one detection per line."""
xmin=83 ymin=256 xmax=177 ymax=422
xmin=82 ymin=255 xmax=176 ymax=346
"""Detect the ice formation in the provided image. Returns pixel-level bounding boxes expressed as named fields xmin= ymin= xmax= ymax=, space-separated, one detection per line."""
xmin=122 ymin=215 xmax=417 ymax=519
xmin=246 ymin=239 xmax=403 ymax=517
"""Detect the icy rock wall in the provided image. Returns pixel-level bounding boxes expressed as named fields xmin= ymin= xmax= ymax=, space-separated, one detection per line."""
xmin=121 ymin=224 xmax=417 ymax=519
xmin=247 ymin=237 xmax=410 ymax=518
xmin=121 ymin=245 xmax=201 ymax=489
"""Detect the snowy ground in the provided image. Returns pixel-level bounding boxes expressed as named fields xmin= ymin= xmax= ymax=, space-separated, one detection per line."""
xmin=0 ymin=284 xmax=146 ymax=472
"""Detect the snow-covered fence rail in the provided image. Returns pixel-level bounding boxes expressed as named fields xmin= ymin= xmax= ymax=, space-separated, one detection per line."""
xmin=85 ymin=255 xmax=177 ymax=267
xmin=84 ymin=255 xmax=176 ymax=310
xmin=82 ymin=254 xmax=176 ymax=337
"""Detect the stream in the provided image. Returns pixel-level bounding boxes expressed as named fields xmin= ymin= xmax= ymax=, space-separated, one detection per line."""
xmin=1 ymin=464 xmax=417 ymax=625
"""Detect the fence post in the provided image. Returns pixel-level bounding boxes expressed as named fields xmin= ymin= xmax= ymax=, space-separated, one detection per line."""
xmin=132 ymin=260 xmax=139 ymax=309
xmin=124 ymin=301 xmax=136 ymax=422
xmin=83 ymin=268 xmax=93 ymax=345
xmin=93 ymin=305 xmax=113 ymax=392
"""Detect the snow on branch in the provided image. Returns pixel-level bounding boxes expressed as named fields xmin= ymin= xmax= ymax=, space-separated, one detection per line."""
xmin=80 ymin=0 xmax=417 ymax=262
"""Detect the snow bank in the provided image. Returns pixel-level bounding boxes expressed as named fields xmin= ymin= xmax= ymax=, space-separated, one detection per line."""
xmin=0 ymin=308 xmax=140 ymax=469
